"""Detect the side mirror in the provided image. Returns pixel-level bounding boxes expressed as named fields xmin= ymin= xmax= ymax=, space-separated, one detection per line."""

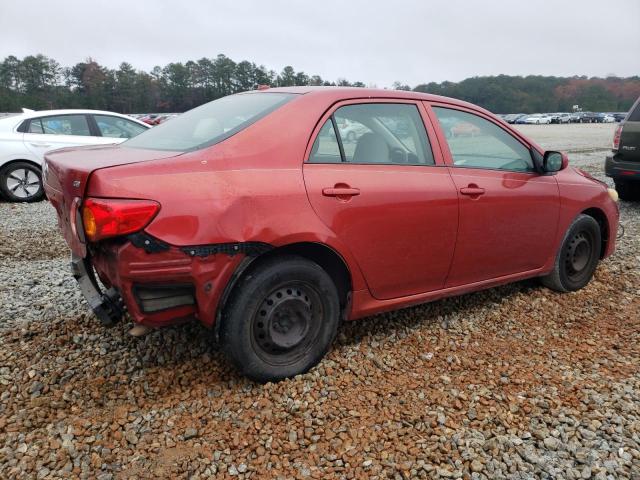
xmin=543 ymin=151 xmax=568 ymax=172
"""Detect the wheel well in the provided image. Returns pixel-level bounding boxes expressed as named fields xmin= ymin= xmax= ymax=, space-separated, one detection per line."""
xmin=582 ymin=208 xmax=609 ymax=258
xmin=0 ymin=159 xmax=42 ymax=172
xmin=253 ymin=242 xmax=351 ymax=306
xmin=216 ymin=242 xmax=353 ymax=334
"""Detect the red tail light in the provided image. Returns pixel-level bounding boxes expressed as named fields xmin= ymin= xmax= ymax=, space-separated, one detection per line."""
xmin=613 ymin=124 xmax=623 ymax=150
xmin=82 ymin=198 xmax=160 ymax=242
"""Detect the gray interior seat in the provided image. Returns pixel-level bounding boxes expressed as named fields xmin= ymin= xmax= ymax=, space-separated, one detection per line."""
xmin=352 ymin=132 xmax=389 ymax=163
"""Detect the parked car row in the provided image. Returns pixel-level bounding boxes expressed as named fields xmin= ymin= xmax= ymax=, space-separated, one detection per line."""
xmin=500 ymin=112 xmax=624 ymax=125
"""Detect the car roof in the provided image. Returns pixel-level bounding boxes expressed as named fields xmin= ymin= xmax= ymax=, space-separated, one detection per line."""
xmin=0 ymin=109 xmax=148 ymax=131
xmin=253 ymin=86 xmax=492 ymax=115
xmin=18 ymin=109 xmax=138 ymax=119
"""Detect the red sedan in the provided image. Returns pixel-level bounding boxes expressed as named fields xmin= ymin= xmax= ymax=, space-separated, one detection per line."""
xmin=44 ymin=87 xmax=620 ymax=382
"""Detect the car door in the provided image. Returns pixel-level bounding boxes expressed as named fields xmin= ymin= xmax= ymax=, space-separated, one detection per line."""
xmin=303 ymin=100 xmax=459 ymax=300
xmin=427 ymin=104 xmax=560 ymax=288
xmin=23 ymin=114 xmax=105 ymax=161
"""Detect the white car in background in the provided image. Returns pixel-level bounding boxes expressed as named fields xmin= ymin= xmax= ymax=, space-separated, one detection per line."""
xmin=550 ymin=112 xmax=572 ymax=124
xmin=523 ymin=114 xmax=553 ymax=124
xmin=0 ymin=109 xmax=149 ymax=202
xmin=337 ymin=118 xmax=370 ymax=142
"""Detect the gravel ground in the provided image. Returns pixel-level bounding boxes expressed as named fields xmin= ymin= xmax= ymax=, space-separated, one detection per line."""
xmin=1 ymin=124 xmax=639 ymax=479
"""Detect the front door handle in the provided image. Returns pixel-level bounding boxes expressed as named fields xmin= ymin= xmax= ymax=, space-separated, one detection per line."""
xmin=460 ymin=185 xmax=485 ymax=196
xmin=322 ymin=187 xmax=360 ymax=197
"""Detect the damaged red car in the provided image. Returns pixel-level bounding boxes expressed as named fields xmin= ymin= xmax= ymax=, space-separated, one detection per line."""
xmin=44 ymin=87 xmax=620 ymax=382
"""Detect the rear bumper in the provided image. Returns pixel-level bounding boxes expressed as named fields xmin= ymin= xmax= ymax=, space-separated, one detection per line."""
xmin=71 ymin=255 xmax=125 ymax=326
xmin=76 ymin=236 xmax=248 ymax=328
xmin=605 ymin=154 xmax=640 ymax=181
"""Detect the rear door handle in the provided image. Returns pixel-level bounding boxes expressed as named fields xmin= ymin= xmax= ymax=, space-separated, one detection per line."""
xmin=322 ymin=187 xmax=360 ymax=197
xmin=29 ymin=142 xmax=52 ymax=148
xmin=460 ymin=186 xmax=485 ymax=196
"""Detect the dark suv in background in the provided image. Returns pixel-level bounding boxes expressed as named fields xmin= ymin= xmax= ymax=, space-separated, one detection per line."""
xmin=606 ymin=96 xmax=640 ymax=200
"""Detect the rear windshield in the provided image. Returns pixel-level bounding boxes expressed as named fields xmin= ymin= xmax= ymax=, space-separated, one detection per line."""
xmin=124 ymin=92 xmax=295 ymax=152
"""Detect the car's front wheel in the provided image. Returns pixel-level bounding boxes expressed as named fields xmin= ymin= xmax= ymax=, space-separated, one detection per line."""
xmin=0 ymin=162 xmax=44 ymax=202
xmin=541 ymin=214 xmax=601 ymax=292
xmin=220 ymin=255 xmax=341 ymax=383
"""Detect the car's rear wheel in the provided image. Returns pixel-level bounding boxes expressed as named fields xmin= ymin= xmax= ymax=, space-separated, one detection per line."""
xmin=0 ymin=162 xmax=44 ymax=202
xmin=220 ymin=255 xmax=340 ymax=383
xmin=614 ymin=180 xmax=640 ymax=201
xmin=541 ymin=214 xmax=601 ymax=292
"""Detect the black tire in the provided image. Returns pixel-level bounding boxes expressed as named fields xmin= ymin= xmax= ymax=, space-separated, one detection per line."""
xmin=0 ymin=161 xmax=44 ymax=202
xmin=541 ymin=214 xmax=601 ymax=292
xmin=614 ymin=180 xmax=640 ymax=201
xmin=220 ymin=255 xmax=340 ymax=383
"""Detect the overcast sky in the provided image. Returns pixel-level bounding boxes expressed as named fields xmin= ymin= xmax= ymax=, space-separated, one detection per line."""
xmin=1 ymin=0 xmax=638 ymax=87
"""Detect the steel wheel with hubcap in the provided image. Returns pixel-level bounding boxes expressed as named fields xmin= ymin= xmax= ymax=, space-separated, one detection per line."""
xmin=221 ymin=255 xmax=341 ymax=382
xmin=252 ymin=283 xmax=323 ymax=365
xmin=564 ymin=231 xmax=593 ymax=284
xmin=0 ymin=162 xmax=44 ymax=202
xmin=541 ymin=214 xmax=601 ymax=292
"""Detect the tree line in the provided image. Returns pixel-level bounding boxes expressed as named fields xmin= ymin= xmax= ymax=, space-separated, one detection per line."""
xmin=1 ymin=54 xmax=639 ymax=114
xmin=410 ymin=75 xmax=640 ymax=113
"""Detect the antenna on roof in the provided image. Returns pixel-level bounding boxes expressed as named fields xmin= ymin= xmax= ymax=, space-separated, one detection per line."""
xmin=22 ymin=108 xmax=35 ymax=113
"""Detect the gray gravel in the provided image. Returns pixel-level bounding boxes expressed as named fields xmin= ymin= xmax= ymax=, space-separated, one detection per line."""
xmin=0 ymin=123 xmax=638 ymax=479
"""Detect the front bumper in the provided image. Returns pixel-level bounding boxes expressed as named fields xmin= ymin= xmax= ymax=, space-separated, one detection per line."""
xmin=605 ymin=154 xmax=640 ymax=181
xmin=73 ymin=235 xmax=249 ymax=328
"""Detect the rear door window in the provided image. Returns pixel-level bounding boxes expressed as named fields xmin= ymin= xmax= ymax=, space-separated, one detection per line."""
xmin=309 ymin=103 xmax=434 ymax=165
xmin=37 ymin=115 xmax=92 ymax=136
xmin=335 ymin=104 xmax=434 ymax=165
xmin=28 ymin=119 xmax=44 ymax=134
xmin=309 ymin=120 xmax=342 ymax=163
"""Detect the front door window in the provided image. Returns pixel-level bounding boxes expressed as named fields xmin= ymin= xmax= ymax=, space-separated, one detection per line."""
xmin=433 ymin=107 xmax=534 ymax=172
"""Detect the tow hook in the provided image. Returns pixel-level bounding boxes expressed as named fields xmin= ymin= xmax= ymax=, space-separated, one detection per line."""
xmin=617 ymin=223 xmax=625 ymax=239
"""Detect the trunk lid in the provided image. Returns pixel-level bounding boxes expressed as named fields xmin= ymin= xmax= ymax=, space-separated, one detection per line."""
xmin=44 ymin=144 xmax=182 ymax=257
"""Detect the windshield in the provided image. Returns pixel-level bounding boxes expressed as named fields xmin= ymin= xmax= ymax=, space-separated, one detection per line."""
xmin=124 ymin=92 xmax=295 ymax=152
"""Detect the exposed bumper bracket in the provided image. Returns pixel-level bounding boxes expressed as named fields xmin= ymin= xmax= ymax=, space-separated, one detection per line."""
xmin=71 ymin=255 xmax=125 ymax=326
xmin=180 ymin=241 xmax=272 ymax=258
